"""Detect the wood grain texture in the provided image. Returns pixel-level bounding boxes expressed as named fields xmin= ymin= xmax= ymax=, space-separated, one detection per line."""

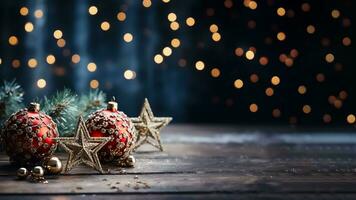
xmin=0 ymin=125 xmax=356 ymax=199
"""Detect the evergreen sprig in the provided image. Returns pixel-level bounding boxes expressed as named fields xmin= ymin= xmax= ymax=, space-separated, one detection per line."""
xmin=0 ymin=80 xmax=24 ymax=124
xmin=42 ymin=89 xmax=79 ymax=136
xmin=78 ymin=89 xmax=107 ymax=118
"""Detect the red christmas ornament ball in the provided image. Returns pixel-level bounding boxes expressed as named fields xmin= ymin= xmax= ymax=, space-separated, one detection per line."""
xmin=86 ymin=101 xmax=136 ymax=162
xmin=2 ymin=103 xmax=59 ymax=165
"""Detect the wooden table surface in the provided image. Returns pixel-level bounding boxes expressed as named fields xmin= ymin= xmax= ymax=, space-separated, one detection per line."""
xmin=1 ymin=125 xmax=356 ymax=199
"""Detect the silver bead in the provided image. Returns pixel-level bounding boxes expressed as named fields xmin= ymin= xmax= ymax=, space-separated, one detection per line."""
xmin=126 ymin=155 xmax=135 ymax=167
xmin=32 ymin=166 xmax=44 ymax=177
xmin=44 ymin=156 xmax=62 ymax=175
xmin=17 ymin=167 xmax=29 ymax=179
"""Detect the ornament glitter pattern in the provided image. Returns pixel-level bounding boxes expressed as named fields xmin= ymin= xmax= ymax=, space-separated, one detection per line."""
xmin=85 ymin=101 xmax=136 ymax=162
xmin=2 ymin=103 xmax=59 ymax=165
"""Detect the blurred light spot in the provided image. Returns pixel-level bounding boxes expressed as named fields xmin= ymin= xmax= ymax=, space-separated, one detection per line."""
xmin=12 ymin=59 xmax=21 ymax=68
xmin=168 ymin=13 xmax=177 ymax=22
xmin=306 ymin=25 xmax=315 ymax=34
xmin=347 ymin=114 xmax=356 ymax=124
xmin=339 ymin=90 xmax=348 ymax=100
xmin=28 ymin=58 xmax=38 ymax=68
xmin=265 ymin=87 xmax=274 ymax=96
xmin=259 ymin=56 xmax=268 ymax=65
xmin=235 ymin=48 xmax=244 ymax=56
xmin=90 ymin=80 xmax=99 ymax=89
xmin=248 ymin=1 xmax=257 ymax=10
xmin=331 ymin=9 xmax=340 ymax=19
xmin=117 ymin=12 xmax=126 ymax=21
xmin=24 ymin=22 xmax=34 ymax=32
xmin=195 ymin=61 xmax=205 ymax=70
xmin=57 ymin=39 xmax=66 ymax=47
xmin=123 ymin=33 xmax=133 ymax=43
xmin=20 ymin=7 xmax=29 ymax=16
xmin=277 ymin=32 xmax=286 ymax=41
xmin=88 ymin=6 xmax=98 ymax=15
xmin=37 ymin=79 xmax=46 ymax=88
xmin=301 ymin=3 xmax=311 ymax=12
xmin=34 ymin=9 xmax=43 ymax=19
xmin=162 ymin=47 xmax=172 ymax=56
xmin=224 ymin=0 xmax=233 ymax=8
xmin=250 ymin=74 xmax=259 ymax=83
xmin=342 ymin=37 xmax=351 ymax=46
xmin=186 ymin=17 xmax=195 ymax=26
xmin=245 ymin=50 xmax=254 ymax=60
xmin=101 ymin=21 xmax=110 ymax=31
xmin=234 ymin=79 xmax=243 ymax=89
xmin=271 ymin=76 xmax=280 ymax=85
xmin=277 ymin=7 xmax=286 ymax=16
xmin=46 ymin=55 xmax=56 ymax=64
xmin=209 ymin=24 xmax=218 ymax=33
xmin=316 ymin=73 xmax=325 ymax=82
xmin=325 ymin=53 xmax=334 ymax=63
xmin=8 ymin=36 xmax=18 ymax=46
xmin=154 ymin=54 xmax=163 ymax=64
xmin=272 ymin=109 xmax=281 ymax=118
xmin=211 ymin=68 xmax=220 ymax=78
xmin=298 ymin=85 xmax=307 ymax=94
xmin=170 ymin=22 xmax=179 ymax=30
xmin=171 ymin=38 xmax=181 ymax=48
xmin=87 ymin=62 xmax=97 ymax=72
xmin=212 ymin=32 xmax=221 ymax=42
xmin=142 ymin=0 xmax=152 ymax=8
xmin=323 ymin=114 xmax=332 ymax=123
xmin=178 ymin=59 xmax=187 ymax=67
xmin=124 ymin=70 xmax=136 ymax=80
xmin=0 ymin=58 xmax=2 ymax=65
xmin=71 ymin=54 xmax=80 ymax=64
xmin=303 ymin=105 xmax=311 ymax=114
xmin=162 ymin=0 xmax=170 ymax=3
xmin=53 ymin=30 xmax=63 ymax=39
xmin=334 ymin=99 xmax=343 ymax=109
xmin=249 ymin=103 xmax=258 ymax=113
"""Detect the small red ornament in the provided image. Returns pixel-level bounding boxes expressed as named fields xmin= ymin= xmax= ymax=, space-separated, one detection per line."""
xmin=86 ymin=100 xmax=136 ymax=162
xmin=2 ymin=103 xmax=59 ymax=166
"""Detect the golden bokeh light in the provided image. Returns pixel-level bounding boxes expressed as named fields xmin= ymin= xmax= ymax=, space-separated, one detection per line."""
xmin=250 ymin=74 xmax=259 ymax=83
xmin=249 ymin=103 xmax=258 ymax=113
xmin=57 ymin=39 xmax=66 ymax=47
xmin=306 ymin=25 xmax=315 ymax=34
xmin=265 ymin=87 xmax=274 ymax=96
xmin=100 ymin=21 xmax=110 ymax=31
xmin=259 ymin=56 xmax=268 ymax=66
xmin=342 ymin=37 xmax=351 ymax=46
xmin=142 ymin=0 xmax=152 ymax=8
xmin=186 ymin=17 xmax=195 ymax=26
xmin=211 ymin=68 xmax=220 ymax=78
xmin=46 ymin=54 xmax=56 ymax=64
xmin=170 ymin=21 xmax=180 ymax=30
xmin=212 ymin=32 xmax=221 ymax=42
xmin=298 ymin=85 xmax=307 ymax=95
xmin=162 ymin=47 xmax=172 ymax=56
xmin=303 ymin=105 xmax=312 ymax=114
xmin=209 ymin=24 xmax=218 ymax=33
xmin=37 ymin=79 xmax=46 ymax=89
xmin=347 ymin=114 xmax=356 ymax=124
xmin=234 ymin=79 xmax=244 ymax=89
xmin=325 ymin=53 xmax=334 ymax=63
xmin=24 ymin=22 xmax=34 ymax=32
xmin=271 ymin=76 xmax=280 ymax=85
xmin=277 ymin=32 xmax=286 ymax=41
xmin=168 ymin=13 xmax=177 ymax=22
xmin=245 ymin=50 xmax=255 ymax=60
xmin=28 ymin=58 xmax=38 ymax=68
xmin=87 ymin=62 xmax=97 ymax=72
xmin=124 ymin=70 xmax=136 ymax=80
xmin=71 ymin=54 xmax=81 ymax=64
xmin=90 ymin=79 xmax=99 ymax=89
xmin=34 ymin=9 xmax=43 ymax=19
xmin=195 ymin=61 xmax=205 ymax=70
xmin=277 ymin=7 xmax=286 ymax=16
xmin=20 ymin=7 xmax=29 ymax=16
xmin=12 ymin=59 xmax=21 ymax=68
xmin=162 ymin=0 xmax=170 ymax=3
xmin=235 ymin=48 xmax=244 ymax=57
xmin=171 ymin=38 xmax=181 ymax=48
xmin=123 ymin=33 xmax=133 ymax=43
xmin=117 ymin=12 xmax=126 ymax=21
xmin=154 ymin=54 xmax=164 ymax=64
xmin=248 ymin=1 xmax=258 ymax=10
xmin=53 ymin=30 xmax=63 ymax=39
xmin=88 ymin=6 xmax=98 ymax=15
xmin=8 ymin=36 xmax=19 ymax=46
xmin=331 ymin=9 xmax=340 ymax=19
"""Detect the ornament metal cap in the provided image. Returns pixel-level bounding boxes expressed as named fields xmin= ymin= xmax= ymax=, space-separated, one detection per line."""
xmin=28 ymin=102 xmax=40 ymax=112
xmin=107 ymin=97 xmax=118 ymax=111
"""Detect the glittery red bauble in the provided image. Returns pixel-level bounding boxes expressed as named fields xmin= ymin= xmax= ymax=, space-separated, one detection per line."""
xmin=86 ymin=103 xmax=136 ymax=162
xmin=2 ymin=106 xmax=59 ymax=165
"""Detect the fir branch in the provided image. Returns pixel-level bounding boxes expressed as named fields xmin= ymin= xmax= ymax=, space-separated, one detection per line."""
xmin=78 ymin=89 xmax=107 ymax=118
xmin=0 ymin=80 xmax=24 ymax=124
xmin=42 ymin=89 xmax=78 ymax=136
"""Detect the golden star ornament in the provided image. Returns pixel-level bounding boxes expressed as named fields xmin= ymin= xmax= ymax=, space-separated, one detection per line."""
xmin=131 ymin=98 xmax=172 ymax=151
xmin=55 ymin=116 xmax=110 ymax=174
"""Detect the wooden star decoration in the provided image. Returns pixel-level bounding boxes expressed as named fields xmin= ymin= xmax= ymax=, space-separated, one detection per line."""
xmin=55 ymin=116 xmax=110 ymax=174
xmin=131 ymin=98 xmax=172 ymax=151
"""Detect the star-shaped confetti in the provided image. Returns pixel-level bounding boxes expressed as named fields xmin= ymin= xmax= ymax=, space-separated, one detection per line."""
xmin=55 ymin=116 xmax=110 ymax=174
xmin=131 ymin=98 xmax=172 ymax=151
